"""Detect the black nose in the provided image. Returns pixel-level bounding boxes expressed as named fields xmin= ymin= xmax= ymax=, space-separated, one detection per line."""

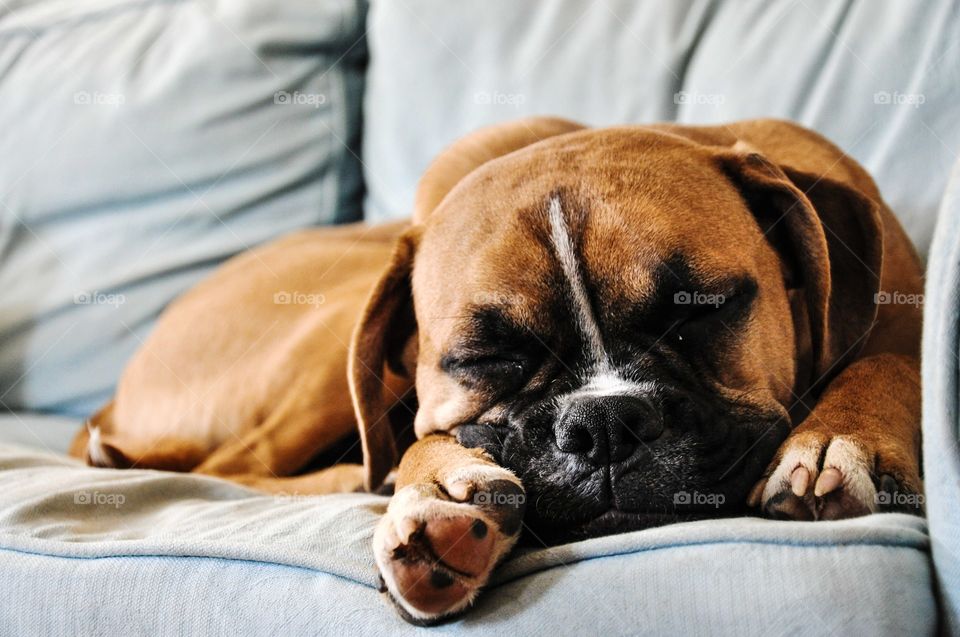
xmin=554 ymin=395 xmax=663 ymax=463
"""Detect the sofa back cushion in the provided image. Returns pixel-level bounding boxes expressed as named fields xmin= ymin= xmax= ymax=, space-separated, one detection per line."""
xmin=363 ymin=0 xmax=959 ymax=257
xmin=0 ymin=0 xmax=367 ymax=415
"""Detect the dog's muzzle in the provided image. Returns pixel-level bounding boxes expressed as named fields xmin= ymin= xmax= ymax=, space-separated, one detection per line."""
xmin=554 ymin=395 xmax=664 ymax=464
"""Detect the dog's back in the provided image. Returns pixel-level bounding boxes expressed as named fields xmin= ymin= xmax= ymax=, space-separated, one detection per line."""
xmin=71 ymin=221 xmax=409 ymax=480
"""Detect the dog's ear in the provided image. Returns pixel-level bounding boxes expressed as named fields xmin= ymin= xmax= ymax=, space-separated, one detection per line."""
xmin=351 ymin=118 xmax=585 ymax=491
xmin=413 ymin=116 xmax=585 ymax=224
xmin=349 ymin=228 xmax=420 ymax=492
xmin=718 ymin=147 xmax=883 ymax=392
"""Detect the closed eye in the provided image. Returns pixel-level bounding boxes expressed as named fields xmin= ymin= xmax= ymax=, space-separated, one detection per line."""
xmin=675 ymin=278 xmax=757 ymax=331
xmin=444 ymin=305 xmax=541 ymax=390
xmin=681 ymin=294 xmax=736 ymax=322
xmin=441 ymin=353 xmax=530 ymax=390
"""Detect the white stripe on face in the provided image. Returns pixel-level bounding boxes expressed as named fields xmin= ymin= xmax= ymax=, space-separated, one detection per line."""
xmin=574 ymin=370 xmax=658 ymax=398
xmin=547 ymin=195 xmax=607 ymax=369
xmin=545 ymin=195 xmax=656 ymax=398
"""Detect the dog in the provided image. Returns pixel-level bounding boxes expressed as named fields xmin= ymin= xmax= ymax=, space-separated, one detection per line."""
xmin=69 ymin=117 xmax=924 ymax=624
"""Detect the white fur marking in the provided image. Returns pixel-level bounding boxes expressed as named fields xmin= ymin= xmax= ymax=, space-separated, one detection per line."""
xmin=546 ymin=196 xmax=658 ymax=399
xmin=547 ymin=196 xmax=607 ymax=367
xmin=86 ymin=424 xmax=114 ymax=468
xmin=823 ymin=437 xmax=877 ymax=511
xmin=575 ymin=371 xmax=657 ymax=398
xmin=762 ymin=435 xmax=878 ymax=516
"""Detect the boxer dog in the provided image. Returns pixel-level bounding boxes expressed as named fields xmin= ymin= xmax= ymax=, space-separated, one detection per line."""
xmin=70 ymin=118 xmax=923 ymax=624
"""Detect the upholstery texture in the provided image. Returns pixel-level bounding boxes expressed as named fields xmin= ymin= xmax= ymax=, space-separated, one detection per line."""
xmin=0 ymin=441 xmax=936 ymax=636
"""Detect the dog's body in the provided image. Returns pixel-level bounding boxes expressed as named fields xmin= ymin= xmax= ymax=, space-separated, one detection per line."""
xmin=71 ymin=118 xmax=923 ymax=623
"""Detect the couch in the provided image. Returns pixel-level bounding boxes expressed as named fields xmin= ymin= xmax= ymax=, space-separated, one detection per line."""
xmin=1 ymin=1 xmax=957 ymax=634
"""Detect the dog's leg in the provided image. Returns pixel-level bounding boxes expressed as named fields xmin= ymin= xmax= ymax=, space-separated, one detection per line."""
xmin=217 ymin=464 xmax=367 ymax=495
xmin=192 ymin=373 xmax=362 ymax=479
xmin=751 ymin=353 xmax=922 ymax=520
xmin=374 ymin=434 xmax=526 ymax=625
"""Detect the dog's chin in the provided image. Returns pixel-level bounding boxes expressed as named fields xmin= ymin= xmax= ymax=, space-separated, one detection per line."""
xmin=523 ymin=508 xmax=733 ymax=545
xmin=576 ymin=509 xmax=706 ymax=538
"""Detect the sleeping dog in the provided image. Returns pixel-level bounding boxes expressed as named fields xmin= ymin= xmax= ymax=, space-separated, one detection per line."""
xmin=70 ymin=118 xmax=924 ymax=623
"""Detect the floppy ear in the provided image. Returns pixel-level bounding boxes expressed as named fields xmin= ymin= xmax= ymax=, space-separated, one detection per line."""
xmin=718 ymin=148 xmax=884 ymax=393
xmin=350 ymin=117 xmax=585 ymax=491
xmin=348 ymin=229 xmax=419 ymax=492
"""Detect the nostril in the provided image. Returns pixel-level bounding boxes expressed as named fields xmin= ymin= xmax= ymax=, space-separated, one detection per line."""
xmin=571 ymin=427 xmax=593 ymax=451
xmin=554 ymin=395 xmax=665 ymax=461
xmin=616 ymin=397 xmax=664 ymax=443
xmin=635 ymin=412 xmax=665 ymax=442
xmin=555 ymin=423 xmax=592 ymax=453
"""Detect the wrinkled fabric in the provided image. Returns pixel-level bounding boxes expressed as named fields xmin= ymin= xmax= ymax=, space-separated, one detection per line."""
xmin=0 ymin=441 xmax=936 ymax=636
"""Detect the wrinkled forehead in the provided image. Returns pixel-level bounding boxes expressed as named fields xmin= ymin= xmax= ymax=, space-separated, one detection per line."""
xmin=412 ymin=132 xmax=763 ymax=335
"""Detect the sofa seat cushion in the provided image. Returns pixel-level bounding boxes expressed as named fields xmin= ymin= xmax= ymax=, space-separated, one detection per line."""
xmin=0 ymin=442 xmax=935 ymax=635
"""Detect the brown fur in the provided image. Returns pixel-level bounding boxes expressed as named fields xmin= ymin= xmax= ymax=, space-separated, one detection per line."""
xmin=70 ymin=116 xmax=921 ymax=493
xmin=70 ymin=117 xmax=922 ymax=619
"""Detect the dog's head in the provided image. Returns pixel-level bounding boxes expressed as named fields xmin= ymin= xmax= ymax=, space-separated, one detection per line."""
xmin=350 ymin=118 xmax=882 ymax=541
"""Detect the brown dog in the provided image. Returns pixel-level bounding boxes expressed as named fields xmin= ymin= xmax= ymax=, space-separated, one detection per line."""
xmin=70 ymin=117 xmax=923 ymax=623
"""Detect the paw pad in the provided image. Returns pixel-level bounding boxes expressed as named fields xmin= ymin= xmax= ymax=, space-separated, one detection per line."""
xmin=373 ymin=467 xmax=526 ymax=623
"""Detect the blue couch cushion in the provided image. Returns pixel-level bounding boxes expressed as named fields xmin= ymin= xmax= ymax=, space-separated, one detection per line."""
xmin=0 ymin=0 xmax=367 ymax=416
xmin=678 ymin=0 xmax=960 ymax=257
xmin=363 ymin=0 xmax=714 ymax=225
xmin=0 ymin=443 xmax=936 ymax=635
xmin=362 ymin=0 xmax=959 ymax=257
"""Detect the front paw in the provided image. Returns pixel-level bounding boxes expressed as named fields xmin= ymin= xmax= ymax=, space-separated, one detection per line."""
xmin=373 ymin=464 xmax=525 ymax=624
xmin=748 ymin=431 xmax=922 ymax=521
